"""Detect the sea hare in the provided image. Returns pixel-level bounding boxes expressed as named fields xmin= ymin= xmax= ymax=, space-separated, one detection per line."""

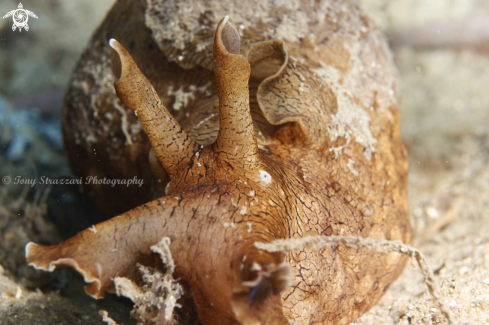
xmin=26 ymin=1 xmax=411 ymax=324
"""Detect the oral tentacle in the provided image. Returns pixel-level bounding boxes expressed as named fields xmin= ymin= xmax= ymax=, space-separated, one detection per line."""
xmin=109 ymin=39 xmax=199 ymax=175
xmin=25 ymin=195 xmax=189 ymax=299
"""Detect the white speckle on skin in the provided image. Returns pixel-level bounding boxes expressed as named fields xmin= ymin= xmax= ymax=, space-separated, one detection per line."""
xmin=240 ymin=206 xmax=247 ymax=215
xmin=248 ymin=190 xmax=255 ymax=197
xmin=251 ymin=262 xmax=262 ymax=271
xmin=89 ymin=225 xmax=97 ymax=233
xmin=347 ymin=158 xmax=359 ymax=176
xmin=247 ymin=222 xmax=252 ymax=233
xmin=259 ymin=170 xmax=272 ymax=184
xmin=167 ymin=82 xmax=211 ymax=111
xmin=223 ymin=222 xmax=237 ymax=229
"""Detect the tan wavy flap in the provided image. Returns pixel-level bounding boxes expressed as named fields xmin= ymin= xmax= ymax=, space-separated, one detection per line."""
xmin=26 ymin=196 xmax=186 ymax=299
xmin=248 ymin=40 xmax=338 ymax=147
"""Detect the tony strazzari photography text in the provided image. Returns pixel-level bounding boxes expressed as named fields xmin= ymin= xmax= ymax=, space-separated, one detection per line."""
xmin=10 ymin=176 xmax=144 ymax=187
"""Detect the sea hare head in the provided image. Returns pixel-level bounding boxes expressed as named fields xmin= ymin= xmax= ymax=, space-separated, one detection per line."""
xmin=29 ymin=2 xmax=411 ymax=324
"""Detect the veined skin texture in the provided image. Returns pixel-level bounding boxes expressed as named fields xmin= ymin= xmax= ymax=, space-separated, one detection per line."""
xmin=27 ymin=1 xmax=411 ymax=324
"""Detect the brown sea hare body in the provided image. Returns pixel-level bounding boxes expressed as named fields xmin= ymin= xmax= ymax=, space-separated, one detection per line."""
xmin=27 ymin=1 xmax=411 ymax=324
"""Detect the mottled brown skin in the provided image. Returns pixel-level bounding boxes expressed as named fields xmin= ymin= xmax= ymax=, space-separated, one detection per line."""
xmin=28 ymin=1 xmax=411 ymax=324
xmin=61 ymin=0 xmax=217 ymax=216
